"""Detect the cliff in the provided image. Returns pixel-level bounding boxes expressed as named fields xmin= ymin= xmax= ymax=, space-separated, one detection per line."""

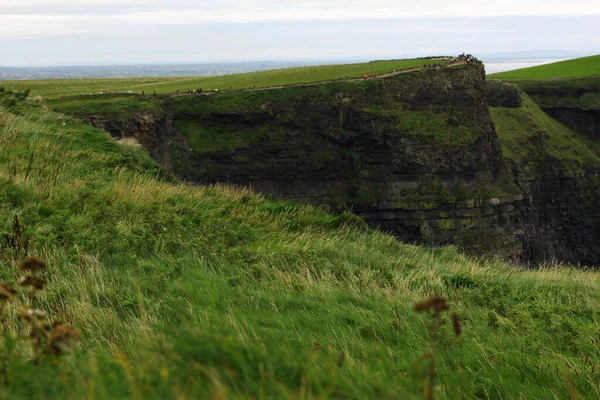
xmin=517 ymin=77 xmax=600 ymax=141
xmin=490 ymin=91 xmax=600 ymax=265
xmin=54 ymin=65 xmax=600 ymax=266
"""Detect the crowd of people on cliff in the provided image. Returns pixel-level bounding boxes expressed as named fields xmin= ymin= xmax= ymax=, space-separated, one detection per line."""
xmin=457 ymin=53 xmax=479 ymax=64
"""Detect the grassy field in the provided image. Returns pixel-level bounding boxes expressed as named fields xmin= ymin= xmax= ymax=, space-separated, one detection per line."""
xmin=45 ymin=93 xmax=165 ymax=117
xmin=0 ymin=85 xmax=600 ymax=399
xmin=489 ymin=54 xmax=600 ymax=80
xmin=2 ymin=58 xmax=442 ymax=99
xmin=489 ymin=92 xmax=600 ymax=172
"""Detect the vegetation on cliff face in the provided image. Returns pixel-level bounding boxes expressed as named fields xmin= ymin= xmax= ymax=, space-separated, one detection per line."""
xmin=488 ymin=54 xmax=600 ymax=80
xmin=489 ymin=57 xmax=600 ymax=163
xmin=1 ymin=82 xmax=600 ymax=399
xmin=169 ymin=71 xmax=484 ymax=151
xmin=489 ymin=93 xmax=600 ymax=172
xmin=510 ymin=77 xmax=600 ymax=111
xmin=3 ymin=58 xmax=444 ymax=99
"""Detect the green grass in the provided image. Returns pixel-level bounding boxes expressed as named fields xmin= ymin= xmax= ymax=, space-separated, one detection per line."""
xmin=47 ymin=94 xmax=165 ymax=117
xmin=0 ymin=89 xmax=600 ymax=398
xmin=173 ymin=120 xmax=268 ymax=153
xmin=489 ymin=54 xmax=600 ymax=80
xmin=490 ymin=93 xmax=600 ymax=172
xmin=3 ymin=58 xmax=441 ymax=99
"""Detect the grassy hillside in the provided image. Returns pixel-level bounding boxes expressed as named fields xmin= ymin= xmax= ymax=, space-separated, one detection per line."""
xmin=510 ymin=77 xmax=600 ymax=111
xmin=489 ymin=54 xmax=600 ymax=80
xmin=490 ymin=92 xmax=600 ymax=172
xmin=0 ymin=88 xmax=600 ymax=399
xmin=2 ymin=58 xmax=441 ymax=99
xmin=45 ymin=93 xmax=165 ymax=118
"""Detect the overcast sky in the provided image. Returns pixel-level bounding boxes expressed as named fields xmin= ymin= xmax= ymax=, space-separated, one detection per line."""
xmin=1 ymin=0 xmax=599 ymax=66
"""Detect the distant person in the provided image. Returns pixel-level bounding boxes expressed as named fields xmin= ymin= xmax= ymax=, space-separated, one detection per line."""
xmin=363 ymin=74 xmax=368 ymax=80
xmin=142 ymin=90 xmax=145 ymax=96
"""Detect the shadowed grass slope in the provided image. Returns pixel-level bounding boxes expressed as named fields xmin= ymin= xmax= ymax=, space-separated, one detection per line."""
xmin=490 ymin=92 xmax=600 ymax=173
xmin=509 ymin=77 xmax=600 ymax=111
xmin=0 ymin=100 xmax=599 ymax=399
xmin=489 ymin=54 xmax=600 ymax=80
xmin=2 ymin=58 xmax=440 ymax=99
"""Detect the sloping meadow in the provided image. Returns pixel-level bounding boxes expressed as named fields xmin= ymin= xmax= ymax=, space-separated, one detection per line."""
xmin=0 ymin=101 xmax=599 ymax=398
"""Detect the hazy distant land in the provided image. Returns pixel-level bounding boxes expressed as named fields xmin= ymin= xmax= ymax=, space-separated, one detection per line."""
xmin=0 ymin=56 xmax=572 ymax=81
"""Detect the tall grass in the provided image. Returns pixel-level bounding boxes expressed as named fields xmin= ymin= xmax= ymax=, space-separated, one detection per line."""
xmin=0 ymin=101 xmax=599 ymax=398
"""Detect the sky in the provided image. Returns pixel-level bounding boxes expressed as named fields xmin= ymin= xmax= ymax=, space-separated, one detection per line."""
xmin=1 ymin=0 xmax=599 ymax=66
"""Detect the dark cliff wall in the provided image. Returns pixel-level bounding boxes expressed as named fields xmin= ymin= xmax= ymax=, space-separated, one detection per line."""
xmin=543 ymin=108 xmax=600 ymax=142
xmin=163 ymin=65 xmax=526 ymax=259
xmin=486 ymin=81 xmax=522 ymax=108
xmin=491 ymin=91 xmax=600 ymax=266
xmin=82 ymin=113 xmax=175 ymax=169
xmin=518 ymin=77 xmax=600 ymax=141
xmin=519 ymin=168 xmax=600 ymax=265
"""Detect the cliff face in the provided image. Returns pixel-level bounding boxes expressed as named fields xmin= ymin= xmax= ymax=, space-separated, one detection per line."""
xmin=490 ymin=89 xmax=600 ymax=266
xmin=170 ymin=65 xmax=525 ymax=259
xmin=543 ymin=108 xmax=600 ymax=142
xmin=69 ymin=65 xmax=600 ymax=266
xmin=485 ymin=81 xmax=522 ymax=108
xmin=520 ymin=170 xmax=600 ymax=265
xmin=519 ymin=78 xmax=600 ymax=142
xmin=82 ymin=113 xmax=175 ymax=168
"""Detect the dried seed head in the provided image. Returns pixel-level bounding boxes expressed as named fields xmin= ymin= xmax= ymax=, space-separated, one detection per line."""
xmin=47 ymin=323 xmax=79 ymax=356
xmin=452 ymin=312 xmax=462 ymax=336
xmin=20 ymin=309 xmax=47 ymax=325
xmin=0 ymin=283 xmax=17 ymax=300
xmin=31 ymin=309 xmax=46 ymax=318
xmin=19 ymin=257 xmax=46 ymax=273
xmin=414 ymin=296 xmax=449 ymax=313
xmin=20 ymin=309 xmax=47 ymax=320
xmin=29 ymin=326 xmax=44 ymax=346
xmin=18 ymin=275 xmax=46 ymax=290
xmin=337 ymin=351 xmax=345 ymax=367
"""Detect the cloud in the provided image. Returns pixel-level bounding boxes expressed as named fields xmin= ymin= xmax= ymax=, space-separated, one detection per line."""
xmin=2 ymin=0 xmax=599 ymax=19
xmin=1 ymin=1 xmax=599 ymax=66
xmin=2 ymin=0 xmax=598 ymax=38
